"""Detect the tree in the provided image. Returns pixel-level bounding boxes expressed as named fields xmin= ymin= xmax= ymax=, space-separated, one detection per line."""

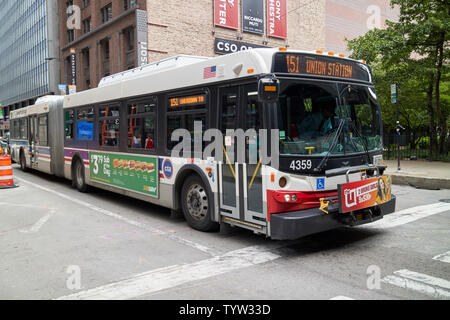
xmin=347 ymin=0 xmax=449 ymax=158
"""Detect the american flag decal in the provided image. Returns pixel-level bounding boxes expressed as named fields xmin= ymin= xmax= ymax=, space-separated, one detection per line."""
xmin=203 ymin=66 xmax=217 ymax=79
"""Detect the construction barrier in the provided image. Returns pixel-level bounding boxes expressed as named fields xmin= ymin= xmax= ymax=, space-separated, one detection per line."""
xmin=0 ymin=154 xmax=18 ymax=189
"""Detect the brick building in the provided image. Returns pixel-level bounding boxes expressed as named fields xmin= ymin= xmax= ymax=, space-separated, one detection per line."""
xmin=59 ymin=0 xmax=398 ymax=93
xmin=59 ymin=0 xmax=147 ymax=91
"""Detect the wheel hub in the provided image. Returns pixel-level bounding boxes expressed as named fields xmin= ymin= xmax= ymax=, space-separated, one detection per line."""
xmin=186 ymin=184 xmax=208 ymax=221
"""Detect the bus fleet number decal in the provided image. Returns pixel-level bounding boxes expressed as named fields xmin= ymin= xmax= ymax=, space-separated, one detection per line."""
xmin=290 ymin=160 xmax=312 ymax=171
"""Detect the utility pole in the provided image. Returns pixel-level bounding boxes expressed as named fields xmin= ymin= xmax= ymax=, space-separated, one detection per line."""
xmin=391 ymin=83 xmax=402 ymax=172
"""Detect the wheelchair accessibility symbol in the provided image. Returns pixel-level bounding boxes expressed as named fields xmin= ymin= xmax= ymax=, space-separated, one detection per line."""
xmin=317 ymin=178 xmax=325 ymax=190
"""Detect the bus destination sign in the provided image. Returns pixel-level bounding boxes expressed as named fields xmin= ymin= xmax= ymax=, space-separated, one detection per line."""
xmin=273 ymin=53 xmax=371 ymax=82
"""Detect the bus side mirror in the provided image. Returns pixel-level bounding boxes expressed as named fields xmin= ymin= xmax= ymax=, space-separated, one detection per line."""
xmin=258 ymin=77 xmax=279 ymax=103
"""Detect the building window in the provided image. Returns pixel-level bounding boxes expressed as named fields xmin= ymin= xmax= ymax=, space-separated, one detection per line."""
xmin=124 ymin=0 xmax=137 ymax=11
xmin=67 ymin=29 xmax=75 ymax=43
xmin=101 ymin=3 xmax=113 ymax=24
xmin=82 ymin=48 xmax=90 ymax=89
xmin=99 ymin=105 xmax=120 ymax=147
xmin=82 ymin=0 xmax=91 ymax=8
xmin=126 ymin=27 xmax=135 ymax=51
xmin=127 ymin=97 xmax=157 ymax=150
xmin=101 ymin=39 xmax=110 ymax=76
xmin=82 ymin=17 xmax=91 ymax=34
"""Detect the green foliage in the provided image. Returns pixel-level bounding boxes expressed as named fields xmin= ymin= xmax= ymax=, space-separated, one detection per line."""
xmin=346 ymin=0 xmax=449 ymax=146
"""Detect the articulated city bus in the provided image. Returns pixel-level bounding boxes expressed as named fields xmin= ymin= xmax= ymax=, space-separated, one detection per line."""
xmin=9 ymin=48 xmax=395 ymax=240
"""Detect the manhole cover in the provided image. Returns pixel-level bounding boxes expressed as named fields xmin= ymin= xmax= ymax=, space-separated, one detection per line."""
xmin=439 ymin=199 xmax=450 ymax=203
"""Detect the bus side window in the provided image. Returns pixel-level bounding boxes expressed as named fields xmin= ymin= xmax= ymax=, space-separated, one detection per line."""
xmin=38 ymin=115 xmax=48 ymax=146
xmin=167 ymin=93 xmax=207 ymax=153
xmin=77 ymin=107 xmax=95 ymax=141
xmin=65 ymin=110 xmax=74 ymax=140
xmin=19 ymin=118 xmax=28 ymax=140
xmin=98 ymin=105 xmax=120 ymax=147
xmin=127 ymin=97 xmax=157 ymax=151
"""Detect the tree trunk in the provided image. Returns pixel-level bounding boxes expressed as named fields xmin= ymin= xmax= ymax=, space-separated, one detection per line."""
xmin=435 ymin=31 xmax=447 ymax=155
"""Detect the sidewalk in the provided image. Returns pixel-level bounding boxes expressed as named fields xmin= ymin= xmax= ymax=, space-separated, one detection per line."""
xmin=384 ymin=159 xmax=450 ymax=190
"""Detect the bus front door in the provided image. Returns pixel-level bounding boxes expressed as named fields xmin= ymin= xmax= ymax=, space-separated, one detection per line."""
xmin=218 ymin=85 xmax=266 ymax=230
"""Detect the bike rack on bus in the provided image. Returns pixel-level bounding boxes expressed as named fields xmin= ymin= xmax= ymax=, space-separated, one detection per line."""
xmin=325 ymin=164 xmax=387 ymax=182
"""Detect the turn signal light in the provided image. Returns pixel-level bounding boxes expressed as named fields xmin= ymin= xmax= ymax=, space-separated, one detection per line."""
xmin=316 ymin=50 xmax=323 ymax=54
xmin=279 ymin=177 xmax=287 ymax=188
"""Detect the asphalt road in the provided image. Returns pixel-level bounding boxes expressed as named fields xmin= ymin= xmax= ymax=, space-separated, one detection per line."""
xmin=1 ymin=164 xmax=449 ymax=300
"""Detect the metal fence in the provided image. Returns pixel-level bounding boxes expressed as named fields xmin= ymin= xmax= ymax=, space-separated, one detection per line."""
xmin=383 ymin=131 xmax=450 ymax=162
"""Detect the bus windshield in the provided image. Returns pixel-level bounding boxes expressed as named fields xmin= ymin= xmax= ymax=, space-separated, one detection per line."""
xmin=277 ymin=80 xmax=382 ymax=156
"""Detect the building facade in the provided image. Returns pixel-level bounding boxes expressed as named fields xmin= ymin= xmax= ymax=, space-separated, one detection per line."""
xmin=59 ymin=0 xmax=398 ymax=94
xmin=0 ymin=0 xmax=60 ymax=120
xmin=59 ymin=0 xmax=147 ymax=91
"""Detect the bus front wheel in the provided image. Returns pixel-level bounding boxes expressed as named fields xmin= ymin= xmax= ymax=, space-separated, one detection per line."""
xmin=181 ymin=175 xmax=218 ymax=232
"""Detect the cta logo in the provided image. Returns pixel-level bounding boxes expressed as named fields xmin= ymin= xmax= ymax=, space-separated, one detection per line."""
xmin=163 ymin=159 xmax=173 ymax=179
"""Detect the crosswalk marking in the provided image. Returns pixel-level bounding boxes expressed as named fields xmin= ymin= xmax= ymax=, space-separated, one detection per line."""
xmin=330 ymin=296 xmax=354 ymax=300
xmin=363 ymin=202 xmax=450 ymax=229
xmin=56 ymin=245 xmax=282 ymax=300
xmin=382 ymin=269 xmax=450 ymax=299
xmin=433 ymin=251 xmax=450 ymax=264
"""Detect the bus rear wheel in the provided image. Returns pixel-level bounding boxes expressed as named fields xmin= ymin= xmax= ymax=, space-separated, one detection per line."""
xmin=20 ymin=151 xmax=28 ymax=172
xmin=73 ymin=159 xmax=89 ymax=193
xmin=181 ymin=175 xmax=218 ymax=232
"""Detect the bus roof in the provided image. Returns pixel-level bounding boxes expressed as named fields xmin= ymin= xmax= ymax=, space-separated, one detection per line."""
xmin=63 ymin=48 xmax=369 ymax=108
xmin=10 ymin=96 xmax=64 ymax=120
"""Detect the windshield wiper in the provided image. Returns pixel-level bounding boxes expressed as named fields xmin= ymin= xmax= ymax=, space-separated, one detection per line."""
xmin=347 ymin=119 xmax=372 ymax=165
xmin=313 ymin=118 xmax=345 ymax=173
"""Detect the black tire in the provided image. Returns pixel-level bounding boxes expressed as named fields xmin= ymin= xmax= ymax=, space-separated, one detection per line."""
xmin=181 ymin=175 xmax=219 ymax=232
xmin=20 ymin=151 xmax=28 ymax=172
xmin=72 ymin=159 xmax=90 ymax=193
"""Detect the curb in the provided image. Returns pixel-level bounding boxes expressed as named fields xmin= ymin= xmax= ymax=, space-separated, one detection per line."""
xmin=390 ymin=174 xmax=450 ymax=190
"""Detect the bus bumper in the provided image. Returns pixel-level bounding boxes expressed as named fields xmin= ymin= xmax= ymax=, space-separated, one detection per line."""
xmin=270 ymin=195 xmax=396 ymax=240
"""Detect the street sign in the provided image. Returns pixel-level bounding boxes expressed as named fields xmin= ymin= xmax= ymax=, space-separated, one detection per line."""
xmin=391 ymin=83 xmax=397 ymax=103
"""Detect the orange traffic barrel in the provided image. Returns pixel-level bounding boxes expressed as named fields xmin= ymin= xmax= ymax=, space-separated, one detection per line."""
xmin=0 ymin=155 xmax=17 ymax=189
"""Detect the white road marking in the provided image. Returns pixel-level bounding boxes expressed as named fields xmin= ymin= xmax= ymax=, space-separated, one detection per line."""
xmin=382 ymin=269 xmax=450 ymax=299
xmin=14 ymin=176 xmax=219 ymax=257
xmin=19 ymin=210 xmax=55 ymax=234
xmin=329 ymin=296 xmax=355 ymax=300
xmin=433 ymin=251 xmax=450 ymax=264
xmin=363 ymin=202 xmax=450 ymax=229
xmin=56 ymin=245 xmax=281 ymax=300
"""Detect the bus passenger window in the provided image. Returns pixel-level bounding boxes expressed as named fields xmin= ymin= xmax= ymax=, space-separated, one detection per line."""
xmin=127 ymin=98 xmax=157 ymax=151
xmin=19 ymin=118 xmax=28 ymax=140
xmin=99 ymin=105 xmax=120 ymax=147
xmin=77 ymin=108 xmax=94 ymax=141
xmin=65 ymin=110 xmax=74 ymax=140
xmin=38 ymin=116 xmax=48 ymax=146
xmin=167 ymin=93 xmax=207 ymax=151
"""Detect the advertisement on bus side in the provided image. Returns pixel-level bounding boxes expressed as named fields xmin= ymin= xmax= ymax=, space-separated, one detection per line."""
xmin=89 ymin=152 xmax=158 ymax=197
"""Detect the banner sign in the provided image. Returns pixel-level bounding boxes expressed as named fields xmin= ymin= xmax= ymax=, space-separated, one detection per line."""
xmin=214 ymin=38 xmax=267 ymax=55
xmin=70 ymin=52 xmax=77 ymax=86
xmin=214 ymin=0 xmax=239 ymax=30
xmin=267 ymin=0 xmax=287 ymax=39
xmin=0 ymin=105 xmax=3 ymax=120
xmin=242 ymin=0 xmax=264 ymax=34
xmin=338 ymin=176 xmax=392 ymax=213
xmin=136 ymin=9 xmax=149 ymax=67
xmin=90 ymin=152 xmax=158 ymax=197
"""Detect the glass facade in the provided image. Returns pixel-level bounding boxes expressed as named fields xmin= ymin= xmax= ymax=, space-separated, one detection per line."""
xmin=0 ymin=0 xmax=59 ymax=115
